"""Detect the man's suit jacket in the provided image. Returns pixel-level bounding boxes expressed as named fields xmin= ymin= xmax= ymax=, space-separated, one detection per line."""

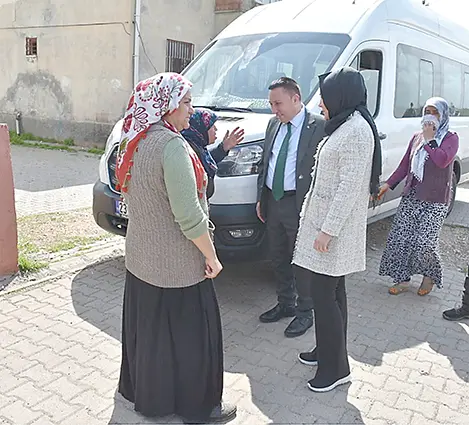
xmin=257 ymin=109 xmax=326 ymax=220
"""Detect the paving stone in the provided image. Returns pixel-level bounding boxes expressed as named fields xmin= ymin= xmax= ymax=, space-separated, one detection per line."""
xmin=43 ymin=376 xmax=84 ymax=402
xmin=1 ymin=369 xmax=28 ymax=392
xmin=384 ymin=376 xmax=424 ymax=399
xmin=368 ymin=401 xmax=413 ymax=423
xmin=51 ymin=359 xmax=97 ymax=381
xmin=2 ymin=217 xmax=469 ymax=425
xmin=16 ymin=326 xmax=53 ymax=344
xmin=8 ymin=339 xmax=46 ymax=357
xmin=9 ymin=381 xmax=54 ymax=408
xmin=1 ymin=400 xmax=41 ymax=425
xmin=407 ymin=369 xmax=446 ymax=392
xmin=64 ymin=410 xmax=103 ymax=425
xmin=436 ymin=404 xmax=469 ymax=424
xmin=420 ymin=390 xmax=462 ymax=411
xmin=1 ymin=320 xmax=30 ymax=338
xmin=357 ymin=383 xmax=400 ymax=408
xmin=396 ymin=394 xmax=438 ymax=420
xmin=33 ymin=394 xmax=80 ymax=423
xmin=7 ymin=306 xmax=41 ymax=323
xmin=28 ymin=418 xmax=57 ymax=425
xmin=0 ymin=353 xmax=39 ymax=375
xmin=18 ymin=364 xmax=61 ymax=386
xmin=81 ymin=371 xmax=118 ymax=397
xmin=70 ymin=389 xmax=114 ymax=417
xmin=0 ymin=394 xmax=17 ymax=410
xmin=445 ymin=379 xmax=468 ymax=398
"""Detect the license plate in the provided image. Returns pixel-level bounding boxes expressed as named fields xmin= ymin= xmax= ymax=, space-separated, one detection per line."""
xmin=115 ymin=199 xmax=128 ymax=218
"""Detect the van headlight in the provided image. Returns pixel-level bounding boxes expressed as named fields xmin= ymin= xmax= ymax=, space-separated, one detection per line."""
xmin=216 ymin=141 xmax=263 ymax=177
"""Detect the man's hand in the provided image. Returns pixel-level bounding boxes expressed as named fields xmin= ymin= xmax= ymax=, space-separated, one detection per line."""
xmin=313 ymin=231 xmax=332 ymax=253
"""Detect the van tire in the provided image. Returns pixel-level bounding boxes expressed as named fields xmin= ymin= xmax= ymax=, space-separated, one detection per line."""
xmin=447 ymin=171 xmax=457 ymax=217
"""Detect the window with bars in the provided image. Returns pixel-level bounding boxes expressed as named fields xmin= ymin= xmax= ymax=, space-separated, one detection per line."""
xmin=26 ymin=37 xmax=38 ymax=56
xmin=166 ymin=39 xmax=195 ymax=73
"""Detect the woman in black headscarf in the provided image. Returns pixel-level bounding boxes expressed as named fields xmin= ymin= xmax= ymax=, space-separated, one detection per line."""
xmin=293 ymin=67 xmax=382 ymax=392
xmin=182 ymin=108 xmax=244 ymax=199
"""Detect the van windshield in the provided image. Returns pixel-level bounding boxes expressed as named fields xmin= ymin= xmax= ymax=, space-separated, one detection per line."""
xmin=183 ymin=32 xmax=350 ymax=113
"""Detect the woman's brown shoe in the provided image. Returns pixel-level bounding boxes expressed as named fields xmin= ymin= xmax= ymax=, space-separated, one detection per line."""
xmin=389 ymin=282 xmax=410 ymax=295
xmin=418 ymin=277 xmax=434 ymax=296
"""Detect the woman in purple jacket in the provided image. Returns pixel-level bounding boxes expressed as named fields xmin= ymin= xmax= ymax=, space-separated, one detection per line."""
xmin=378 ymin=97 xmax=459 ymax=296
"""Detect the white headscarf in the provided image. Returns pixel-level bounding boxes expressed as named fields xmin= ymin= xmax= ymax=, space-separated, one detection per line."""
xmin=410 ymin=97 xmax=450 ymax=182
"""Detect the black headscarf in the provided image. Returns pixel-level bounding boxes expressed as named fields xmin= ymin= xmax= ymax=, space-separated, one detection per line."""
xmin=319 ymin=67 xmax=382 ymax=201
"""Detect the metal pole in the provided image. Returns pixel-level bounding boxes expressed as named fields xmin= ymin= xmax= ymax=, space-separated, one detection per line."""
xmin=133 ymin=0 xmax=142 ymax=87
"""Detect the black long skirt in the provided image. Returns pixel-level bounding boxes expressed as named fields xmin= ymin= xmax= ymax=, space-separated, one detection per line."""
xmin=118 ymin=270 xmax=224 ymax=420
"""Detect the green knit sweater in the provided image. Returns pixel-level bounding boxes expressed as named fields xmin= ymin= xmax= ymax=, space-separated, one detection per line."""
xmin=123 ymin=123 xmax=209 ymax=288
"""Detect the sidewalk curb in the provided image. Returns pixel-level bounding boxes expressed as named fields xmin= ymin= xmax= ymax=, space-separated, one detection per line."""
xmin=0 ymin=238 xmax=124 ymax=297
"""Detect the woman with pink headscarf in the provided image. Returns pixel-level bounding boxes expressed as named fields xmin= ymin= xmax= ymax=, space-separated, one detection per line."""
xmin=116 ymin=73 xmax=236 ymax=423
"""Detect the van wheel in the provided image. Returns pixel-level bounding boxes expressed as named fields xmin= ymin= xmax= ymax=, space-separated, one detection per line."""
xmin=447 ymin=171 xmax=457 ymax=217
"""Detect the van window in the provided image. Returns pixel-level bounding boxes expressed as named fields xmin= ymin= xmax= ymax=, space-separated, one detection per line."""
xmin=395 ymin=44 xmax=437 ymax=118
xmin=277 ymin=62 xmax=294 ymax=77
xmin=350 ymin=50 xmax=383 ymax=117
xmin=442 ymin=58 xmax=463 ymax=116
xmin=419 ymin=60 xmax=434 ymax=108
xmin=183 ymin=32 xmax=350 ymax=113
xmin=395 ymin=43 xmax=469 ymax=118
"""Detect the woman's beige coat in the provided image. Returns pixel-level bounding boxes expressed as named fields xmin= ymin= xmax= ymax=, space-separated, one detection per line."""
xmin=293 ymin=112 xmax=374 ymax=277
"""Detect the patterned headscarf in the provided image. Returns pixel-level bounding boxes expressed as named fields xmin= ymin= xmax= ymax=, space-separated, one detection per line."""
xmin=115 ymin=72 xmax=193 ymax=193
xmin=411 ymin=97 xmax=450 ymax=182
xmin=181 ymin=108 xmax=218 ymax=178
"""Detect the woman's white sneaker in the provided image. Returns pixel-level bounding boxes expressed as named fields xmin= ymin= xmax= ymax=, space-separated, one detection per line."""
xmin=298 ymin=350 xmax=318 ymax=366
xmin=307 ymin=374 xmax=351 ymax=393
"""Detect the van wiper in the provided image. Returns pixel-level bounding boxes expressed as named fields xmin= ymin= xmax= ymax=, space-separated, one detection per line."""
xmin=194 ymin=105 xmax=253 ymax=113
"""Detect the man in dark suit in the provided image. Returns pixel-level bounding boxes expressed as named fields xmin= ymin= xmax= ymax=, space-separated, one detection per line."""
xmin=256 ymin=77 xmax=325 ymax=337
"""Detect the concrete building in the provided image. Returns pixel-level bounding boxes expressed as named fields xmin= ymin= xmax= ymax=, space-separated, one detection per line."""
xmin=0 ymin=0 xmax=279 ymax=146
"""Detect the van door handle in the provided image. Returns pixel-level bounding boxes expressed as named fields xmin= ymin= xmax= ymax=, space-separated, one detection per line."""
xmin=379 ymin=132 xmax=387 ymax=140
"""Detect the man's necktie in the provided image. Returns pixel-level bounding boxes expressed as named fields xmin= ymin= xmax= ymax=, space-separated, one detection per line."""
xmin=272 ymin=122 xmax=292 ymax=201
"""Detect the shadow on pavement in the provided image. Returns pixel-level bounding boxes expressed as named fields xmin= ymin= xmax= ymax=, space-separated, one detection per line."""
xmin=71 ymin=253 xmax=467 ymax=424
xmin=0 ymin=273 xmax=19 ymax=292
xmin=346 ymin=254 xmax=469 ymax=383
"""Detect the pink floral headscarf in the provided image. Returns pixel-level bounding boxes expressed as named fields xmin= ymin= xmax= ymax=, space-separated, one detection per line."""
xmin=115 ymin=72 xmax=192 ymax=192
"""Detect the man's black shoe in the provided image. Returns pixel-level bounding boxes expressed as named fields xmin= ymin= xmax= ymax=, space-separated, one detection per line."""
xmin=259 ymin=304 xmax=296 ymax=323
xmin=284 ymin=316 xmax=313 ymax=338
xmin=443 ymin=307 xmax=469 ymax=321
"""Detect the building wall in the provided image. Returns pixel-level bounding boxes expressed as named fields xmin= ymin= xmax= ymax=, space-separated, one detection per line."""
xmin=0 ymin=0 xmax=264 ymax=146
xmin=214 ymin=0 xmax=257 ymax=37
xmin=138 ymin=0 xmax=216 ymax=80
xmin=0 ymin=0 xmax=134 ymax=145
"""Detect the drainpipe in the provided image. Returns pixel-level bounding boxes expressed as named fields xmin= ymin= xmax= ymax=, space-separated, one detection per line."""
xmin=15 ymin=111 xmax=22 ymax=135
xmin=133 ymin=0 xmax=142 ymax=88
